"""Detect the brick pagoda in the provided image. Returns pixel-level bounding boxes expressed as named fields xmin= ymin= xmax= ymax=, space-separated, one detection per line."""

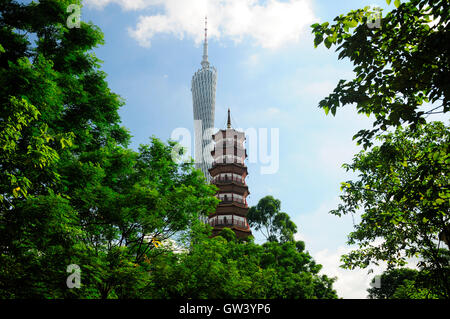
xmin=208 ymin=109 xmax=252 ymax=239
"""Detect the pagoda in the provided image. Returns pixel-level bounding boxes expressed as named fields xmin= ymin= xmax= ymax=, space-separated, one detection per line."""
xmin=208 ymin=109 xmax=252 ymax=239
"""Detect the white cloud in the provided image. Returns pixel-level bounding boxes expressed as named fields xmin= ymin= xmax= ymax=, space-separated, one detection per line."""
xmin=86 ymin=0 xmax=317 ymax=49
xmin=302 ymin=80 xmax=336 ymax=97
xmin=244 ymin=53 xmax=261 ymax=67
xmin=315 ymin=134 xmax=360 ymax=176
xmin=84 ymin=0 xmax=164 ymax=11
xmin=288 ymin=64 xmax=355 ymax=100
xmin=294 ymin=196 xmax=378 ymax=299
xmin=266 ymin=107 xmax=280 ymax=116
xmin=298 ymin=199 xmax=422 ymax=299
xmin=314 ymin=246 xmax=386 ymax=299
xmin=294 ymin=196 xmax=357 ymax=253
xmin=314 ymin=240 xmax=422 ymax=299
xmin=294 ymin=232 xmax=308 ymax=243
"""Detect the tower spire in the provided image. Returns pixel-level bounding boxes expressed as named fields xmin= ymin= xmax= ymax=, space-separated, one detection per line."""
xmin=227 ymin=108 xmax=231 ymax=128
xmin=201 ymin=16 xmax=209 ymax=68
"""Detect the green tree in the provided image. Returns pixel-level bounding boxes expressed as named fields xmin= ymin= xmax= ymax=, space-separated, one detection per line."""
xmin=60 ymin=138 xmax=218 ymax=298
xmin=0 ymin=0 xmax=126 ymax=298
xmin=368 ymin=268 xmax=441 ymax=299
xmin=247 ymin=195 xmax=297 ymax=243
xmin=391 ymin=279 xmax=440 ymax=299
xmin=311 ymin=0 xmax=450 ymax=299
xmin=146 ymin=224 xmax=338 ymax=299
xmin=0 ymin=0 xmax=338 ymax=300
xmin=332 ymin=122 xmax=450 ymax=298
xmin=311 ymin=0 xmax=449 ymax=148
xmin=368 ymin=268 xmax=419 ymax=299
xmin=0 ymin=0 xmax=219 ymax=298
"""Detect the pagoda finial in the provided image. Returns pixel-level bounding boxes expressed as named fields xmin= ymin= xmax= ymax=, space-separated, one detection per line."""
xmin=227 ymin=108 xmax=231 ymax=128
xmin=201 ymin=16 xmax=209 ymax=69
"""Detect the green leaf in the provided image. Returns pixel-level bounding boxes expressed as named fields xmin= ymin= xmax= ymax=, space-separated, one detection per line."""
xmin=331 ymin=107 xmax=337 ymax=116
xmin=345 ymin=19 xmax=358 ymax=28
xmin=394 ymin=0 xmax=400 ymax=8
xmin=314 ymin=33 xmax=324 ymax=47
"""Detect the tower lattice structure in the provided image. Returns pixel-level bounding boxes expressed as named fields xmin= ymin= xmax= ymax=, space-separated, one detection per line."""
xmin=191 ymin=16 xmax=217 ymax=182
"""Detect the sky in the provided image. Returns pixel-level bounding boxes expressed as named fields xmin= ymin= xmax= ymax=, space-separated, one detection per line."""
xmin=76 ymin=0 xmax=399 ymax=298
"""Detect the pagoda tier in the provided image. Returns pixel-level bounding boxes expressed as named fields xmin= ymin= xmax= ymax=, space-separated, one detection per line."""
xmin=216 ymin=183 xmax=248 ymax=195
xmin=208 ymin=109 xmax=252 ymax=239
xmin=210 ymin=203 xmax=249 ymax=217
xmin=209 ymin=163 xmax=247 ymax=177
xmin=210 ymin=226 xmax=252 ymax=239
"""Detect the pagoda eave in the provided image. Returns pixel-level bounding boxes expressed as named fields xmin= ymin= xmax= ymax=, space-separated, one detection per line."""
xmin=211 ymin=226 xmax=252 ymax=239
xmin=209 ymin=163 xmax=248 ymax=176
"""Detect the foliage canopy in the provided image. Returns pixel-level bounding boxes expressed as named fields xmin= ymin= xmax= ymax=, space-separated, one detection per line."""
xmin=0 ymin=0 xmax=337 ymax=299
xmin=311 ymin=0 xmax=449 ymax=148
xmin=312 ymin=0 xmax=450 ymax=298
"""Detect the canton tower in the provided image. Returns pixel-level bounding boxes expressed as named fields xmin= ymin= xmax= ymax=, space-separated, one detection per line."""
xmin=191 ymin=17 xmax=217 ymax=182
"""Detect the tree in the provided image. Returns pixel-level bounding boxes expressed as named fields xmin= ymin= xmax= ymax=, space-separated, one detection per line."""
xmin=0 ymin=0 xmax=219 ymax=298
xmin=0 ymin=0 xmax=337 ymax=299
xmin=0 ymin=0 xmax=129 ymax=209
xmin=311 ymin=0 xmax=450 ymax=148
xmin=368 ymin=268 xmax=441 ymax=299
xmin=332 ymin=122 xmax=450 ymax=298
xmin=391 ymin=279 xmax=439 ymax=299
xmin=311 ymin=0 xmax=450 ymax=299
xmin=247 ymin=195 xmax=297 ymax=243
xmin=146 ymin=224 xmax=338 ymax=299
xmin=368 ymin=268 xmax=419 ymax=299
xmin=59 ymin=138 xmax=218 ymax=298
xmin=0 ymin=0 xmax=127 ymax=298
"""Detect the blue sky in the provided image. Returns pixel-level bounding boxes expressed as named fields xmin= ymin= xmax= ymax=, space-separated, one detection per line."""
xmin=78 ymin=0 xmax=398 ymax=298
